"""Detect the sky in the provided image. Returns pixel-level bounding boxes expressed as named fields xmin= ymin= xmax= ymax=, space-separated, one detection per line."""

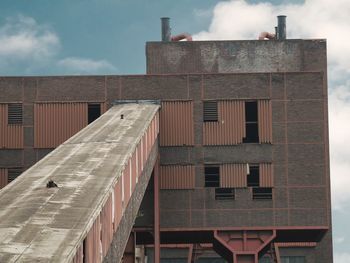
xmin=0 ymin=0 xmax=349 ymax=261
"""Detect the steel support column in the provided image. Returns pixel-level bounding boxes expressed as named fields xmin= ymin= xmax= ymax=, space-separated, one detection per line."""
xmin=154 ymin=157 xmax=160 ymax=263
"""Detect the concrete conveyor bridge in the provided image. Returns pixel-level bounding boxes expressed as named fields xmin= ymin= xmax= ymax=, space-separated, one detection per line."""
xmin=0 ymin=102 xmax=160 ymax=263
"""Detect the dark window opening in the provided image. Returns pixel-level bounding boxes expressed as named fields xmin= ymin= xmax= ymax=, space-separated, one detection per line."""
xmin=8 ymin=168 xmax=22 ymax=183
xmin=247 ymin=165 xmax=259 ymax=187
xmin=203 ymin=101 xmax=218 ymax=122
xmin=243 ymin=101 xmax=259 ymax=143
xmin=215 ymin=188 xmax=235 ymax=200
xmin=252 ymin=187 xmax=272 ymax=200
xmin=281 ymin=256 xmax=305 ymax=263
xmin=205 ymin=166 xmax=220 ymax=187
xmin=88 ymin=104 xmax=101 ymax=124
xmin=8 ymin=103 xmax=23 ymax=125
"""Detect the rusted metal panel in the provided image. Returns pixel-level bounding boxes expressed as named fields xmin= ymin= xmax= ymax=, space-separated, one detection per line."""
xmin=101 ymin=195 xmax=113 ymax=257
xmin=258 ymin=100 xmax=272 ymax=143
xmin=276 ymin=242 xmax=317 ymax=247
xmin=114 ymin=179 xmax=123 ymax=231
xmin=259 ymin=163 xmax=274 ymax=187
xmin=34 ymin=103 xmax=88 ymax=148
xmin=203 ymin=100 xmax=245 ymax=145
xmin=160 ymin=101 xmax=194 ymax=146
xmin=124 ymin=161 xmax=131 ymax=205
xmin=160 ymin=165 xmax=195 ymax=189
xmin=220 ymin=163 xmax=247 ymax=188
xmin=72 ymin=244 xmax=83 ymax=263
xmin=84 ymin=215 xmax=102 ymax=263
xmin=0 ymin=168 xmax=8 ymax=189
xmin=0 ymin=104 xmax=23 ymax=149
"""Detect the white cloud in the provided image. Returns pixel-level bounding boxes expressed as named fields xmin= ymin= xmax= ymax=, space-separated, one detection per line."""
xmin=57 ymin=57 xmax=117 ymax=74
xmin=334 ymin=252 xmax=350 ymax=263
xmin=193 ymin=0 xmax=350 ymax=211
xmin=0 ymin=15 xmax=60 ymax=67
xmin=0 ymin=15 xmax=117 ymax=75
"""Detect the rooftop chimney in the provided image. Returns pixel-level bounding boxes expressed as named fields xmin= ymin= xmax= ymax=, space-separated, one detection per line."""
xmin=277 ymin=15 xmax=287 ymax=40
xmin=161 ymin=17 xmax=171 ymax=42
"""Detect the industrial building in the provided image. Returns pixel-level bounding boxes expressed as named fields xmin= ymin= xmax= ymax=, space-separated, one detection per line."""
xmin=0 ymin=17 xmax=332 ymax=262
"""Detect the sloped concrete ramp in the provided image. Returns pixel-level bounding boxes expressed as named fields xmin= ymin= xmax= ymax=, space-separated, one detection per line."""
xmin=0 ymin=103 xmax=160 ymax=263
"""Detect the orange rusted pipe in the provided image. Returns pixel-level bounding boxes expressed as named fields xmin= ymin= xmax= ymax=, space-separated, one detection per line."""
xmin=258 ymin=32 xmax=275 ymax=40
xmin=171 ymin=33 xmax=193 ymax=41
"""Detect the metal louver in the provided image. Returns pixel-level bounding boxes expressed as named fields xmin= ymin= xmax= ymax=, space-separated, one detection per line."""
xmin=203 ymin=101 xmax=218 ymax=122
xmin=8 ymin=104 xmax=23 ymax=124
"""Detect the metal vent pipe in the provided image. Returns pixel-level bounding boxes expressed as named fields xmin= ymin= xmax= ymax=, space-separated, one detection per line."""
xmin=161 ymin=17 xmax=171 ymax=42
xmin=277 ymin=15 xmax=287 ymax=40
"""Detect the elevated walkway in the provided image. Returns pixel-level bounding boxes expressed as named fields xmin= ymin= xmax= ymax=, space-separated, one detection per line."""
xmin=0 ymin=102 xmax=160 ymax=263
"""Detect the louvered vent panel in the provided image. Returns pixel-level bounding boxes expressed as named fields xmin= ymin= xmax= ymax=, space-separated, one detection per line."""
xmin=8 ymin=104 xmax=23 ymax=124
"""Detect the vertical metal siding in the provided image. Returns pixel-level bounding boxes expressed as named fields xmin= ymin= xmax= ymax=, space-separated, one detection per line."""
xmin=0 ymin=104 xmax=23 ymax=148
xmin=203 ymin=100 xmax=245 ymax=145
xmin=113 ymin=179 xmax=123 ymax=230
xmin=34 ymin=103 xmax=88 ymax=148
xmin=259 ymin=163 xmax=274 ymax=187
xmin=0 ymin=168 xmax=8 ymax=189
xmin=72 ymin=244 xmax=83 ymax=263
xmin=220 ymin=163 xmax=247 ymax=188
xmin=84 ymin=215 xmax=102 ymax=263
xmin=160 ymin=101 xmax=194 ymax=146
xmin=258 ymin=100 xmax=272 ymax=143
xmin=160 ymin=165 xmax=195 ymax=189
xmin=101 ymin=195 xmax=113 ymax=257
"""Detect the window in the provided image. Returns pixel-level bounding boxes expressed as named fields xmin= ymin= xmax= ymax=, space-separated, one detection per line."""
xmin=88 ymin=104 xmax=101 ymax=124
xmin=281 ymin=256 xmax=305 ymax=263
xmin=204 ymin=166 xmax=220 ymax=187
xmin=259 ymin=257 xmax=272 ymax=263
xmin=252 ymin=187 xmax=272 ymax=200
xmin=7 ymin=168 xmax=22 ymax=183
xmin=247 ymin=165 xmax=259 ymax=187
xmin=8 ymin=103 xmax=23 ymax=124
xmin=203 ymin=101 xmax=218 ymax=122
xmin=243 ymin=101 xmax=259 ymax=143
xmin=215 ymin=188 xmax=235 ymax=200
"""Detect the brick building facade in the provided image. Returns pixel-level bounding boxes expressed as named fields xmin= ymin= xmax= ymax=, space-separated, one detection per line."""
xmin=0 ymin=39 xmax=332 ymax=262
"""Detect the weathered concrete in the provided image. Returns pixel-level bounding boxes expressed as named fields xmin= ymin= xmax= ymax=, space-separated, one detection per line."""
xmin=146 ymin=40 xmax=327 ymax=74
xmin=0 ymin=103 xmax=159 ymax=262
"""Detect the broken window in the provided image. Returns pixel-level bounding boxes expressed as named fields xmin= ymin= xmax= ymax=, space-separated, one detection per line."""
xmin=88 ymin=104 xmax=101 ymax=124
xmin=215 ymin=188 xmax=235 ymax=200
xmin=7 ymin=168 xmax=22 ymax=183
xmin=247 ymin=165 xmax=259 ymax=187
xmin=243 ymin=101 xmax=259 ymax=143
xmin=252 ymin=187 xmax=272 ymax=200
xmin=204 ymin=166 xmax=220 ymax=187
xmin=8 ymin=103 xmax=23 ymax=125
xmin=203 ymin=101 xmax=218 ymax=122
